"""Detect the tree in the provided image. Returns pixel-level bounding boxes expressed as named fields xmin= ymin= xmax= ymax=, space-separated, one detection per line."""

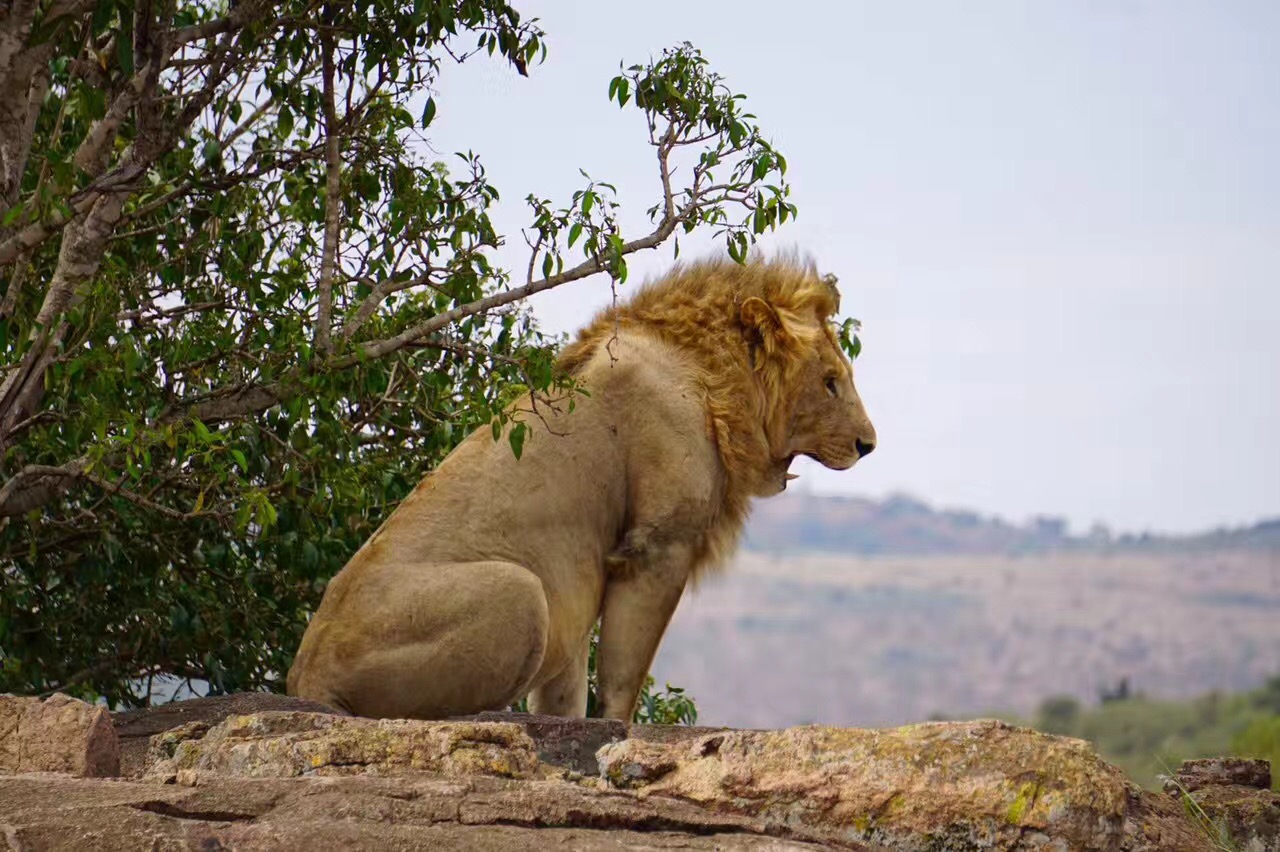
xmin=0 ymin=0 xmax=797 ymax=708
xmin=1034 ymin=694 xmax=1082 ymax=734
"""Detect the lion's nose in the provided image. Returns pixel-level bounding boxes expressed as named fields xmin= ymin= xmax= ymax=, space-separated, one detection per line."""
xmin=855 ymin=438 xmax=876 ymax=458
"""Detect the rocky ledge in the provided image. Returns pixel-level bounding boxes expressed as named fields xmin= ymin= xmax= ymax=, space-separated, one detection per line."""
xmin=0 ymin=693 xmax=1275 ymax=851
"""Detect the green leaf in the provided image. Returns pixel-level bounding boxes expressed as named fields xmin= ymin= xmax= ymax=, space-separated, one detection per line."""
xmin=234 ymin=501 xmax=252 ymax=533
xmin=838 ymin=317 xmax=864 ymax=360
xmin=567 ymin=222 xmax=582 ymax=247
xmin=115 ymin=17 xmax=134 ymax=76
xmin=421 ymin=97 xmax=437 ymax=128
xmin=509 ymin=421 xmax=527 ymax=460
xmin=90 ymin=0 xmax=114 ymax=35
xmin=201 ymin=140 xmax=222 ymax=168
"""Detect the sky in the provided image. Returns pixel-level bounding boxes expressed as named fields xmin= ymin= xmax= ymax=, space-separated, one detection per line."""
xmin=424 ymin=0 xmax=1280 ymax=534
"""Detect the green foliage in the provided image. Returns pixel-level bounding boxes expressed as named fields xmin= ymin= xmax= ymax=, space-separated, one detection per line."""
xmin=0 ymin=2 xmax=794 ymax=706
xmin=1027 ymin=676 xmax=1280 ymax=790
xmin=584 ymin=624 xmax=697 ymax=725
xmin=837 ymin=316 xmax=863 ymax=361
xmin=1232 ymin=716 xmax=1280 ymax=784
xmin=635 ymin=678 xmax=699 ymax=726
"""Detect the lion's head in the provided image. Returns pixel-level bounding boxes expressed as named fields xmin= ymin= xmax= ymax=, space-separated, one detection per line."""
xmin=560 ymin=254 xmax=876 ymax=506
xmin=738 ymin=275 xmax=876 ymax=496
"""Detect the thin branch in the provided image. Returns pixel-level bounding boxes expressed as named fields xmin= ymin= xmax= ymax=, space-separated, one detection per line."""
xmin=0 ymin=461 xmax=219 ymax=521
xmin=170 ymin=2 xmax=286 ymax=46
xmin=342 ymin=266 xmax=442 ymax=340
xmin=0 ymin=249 xmax=30 ymax=317
xmin=0 ymin=458 xmax=88 ymax=517
xmin=38 ymin=659 xmax=122 ymax=697
xmin=116 ymin=299 xmax=226 ymax=325
xmin=349 ymin=185 xmax=683 ymax=364
xmin=314 ymin=15 xmax=340 ymax=355
xmin=656 ymin=123 xmax=677 ymax=222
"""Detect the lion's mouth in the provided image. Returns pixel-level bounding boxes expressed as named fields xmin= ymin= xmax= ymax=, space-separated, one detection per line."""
xmin=796 ymin=450 xmax=857 ymax=472
xmin=779 ymin=451 xmax=854 ymax=490
xmin=779 ymin=454 xmax=801 ymax=490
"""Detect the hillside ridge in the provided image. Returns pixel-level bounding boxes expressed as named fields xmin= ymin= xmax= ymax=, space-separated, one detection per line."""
xmin=745 ymin=492 xmax=1280 ymax=556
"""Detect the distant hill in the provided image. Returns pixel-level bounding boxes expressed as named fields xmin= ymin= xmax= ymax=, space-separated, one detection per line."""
xmin=743 ymin=492 xmax=1280 ymax=556
xmin=653 ymin=548 xmax=1280 ymax=730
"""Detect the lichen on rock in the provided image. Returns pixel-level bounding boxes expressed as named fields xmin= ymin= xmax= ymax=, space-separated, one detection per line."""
xmin=144 ymin=710 xmax=544 ymax=781
xmin=2 ymin=695 xmax=1274 ymax=850
xmin=598 ymin=719 xmax=1139 ymax=850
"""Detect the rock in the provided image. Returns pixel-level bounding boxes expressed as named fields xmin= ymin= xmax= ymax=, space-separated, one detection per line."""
xmin=113 ymin=692 xmax=342 ymax=777
xmin=0 ymin=772 xmax=842 ymax=851
xmin=596 ymin=718 xmax=1213 ymax=851
xmin=1166 ymin=757 xmax=1273 ymax=793
xmin=1190 ymin=783 xmax=1280 ymax=852
xmin=0 ymin=693 xmax=119 ymax=777
xmin=464 ymin=710 xmax=629 ymax=776
xmin=144 ymin=711 xmax=544 ymax=781
xmin=2 ymin=695 xmax=1274 ymax=850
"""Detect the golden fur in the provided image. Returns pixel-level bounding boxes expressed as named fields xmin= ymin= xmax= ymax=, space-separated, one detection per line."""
xmin=559 ymin=256 xmax=845 ymax=570
xmin=287 ymin=254 xmax=876 ymax=721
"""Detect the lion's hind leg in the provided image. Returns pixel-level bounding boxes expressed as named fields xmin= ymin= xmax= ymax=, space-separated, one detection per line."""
xmin=289 ymin=560 xmax=550 ymax=720
xmin=528 ymin=628 xmax=591 ymax=717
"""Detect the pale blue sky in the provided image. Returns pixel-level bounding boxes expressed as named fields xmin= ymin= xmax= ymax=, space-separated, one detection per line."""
xmin=426 ymin=1 xmax=1279 ymax=533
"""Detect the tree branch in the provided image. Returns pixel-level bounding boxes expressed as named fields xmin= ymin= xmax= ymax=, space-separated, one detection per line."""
xmin=347 ymin=143 xmax=684 ymax=365
xmin=0 ymin=190 xmax=129 ymax=448
xmin=73 ymin=63 xmax=152 ymax=176
xmin=315 ymin=14 xmax=340 ymax=355
xmin=0 ymin=458 xmax=88 ymax=517
xmin=342 ymin=268 xmax=435 ymax=340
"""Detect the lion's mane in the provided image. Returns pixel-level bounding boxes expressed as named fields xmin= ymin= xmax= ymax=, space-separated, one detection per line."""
xmin=557 ymin=255 xmax=841 ymax=570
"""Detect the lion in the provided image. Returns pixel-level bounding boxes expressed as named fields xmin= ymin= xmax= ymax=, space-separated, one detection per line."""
xmin=286 ymin=255 xmax=877 ymax=721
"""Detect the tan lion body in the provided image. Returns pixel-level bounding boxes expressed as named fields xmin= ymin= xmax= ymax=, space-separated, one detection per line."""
xmin=287 ymin=257 xmax=876 ymax=720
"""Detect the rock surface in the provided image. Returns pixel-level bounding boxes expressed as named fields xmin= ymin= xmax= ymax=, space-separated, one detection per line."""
xmin=0 ymin=693 xmax=1274 ymax=850
xmin=1167 ymin=757 xmax=1273 ymax=793
xmin=1191 ymin=782 xmax=1280 ymax=852
xmin=596 ymin=719 xmax=1222 ymax=851
xmin=145 ymin=711 xmax=544 ymax=781
xmin=0 ymin=693 xmax=119 ymax=777
xmin=113 ymin=691 xmax=340 ymax=777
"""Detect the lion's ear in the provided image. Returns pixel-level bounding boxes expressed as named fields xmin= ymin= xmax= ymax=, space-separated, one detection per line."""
xmin=740 ymin=296 xmax=792 ymax=358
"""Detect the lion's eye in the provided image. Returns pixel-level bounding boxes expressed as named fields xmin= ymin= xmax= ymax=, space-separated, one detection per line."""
xmin=825 ymin=376 xmax=839 ymax=397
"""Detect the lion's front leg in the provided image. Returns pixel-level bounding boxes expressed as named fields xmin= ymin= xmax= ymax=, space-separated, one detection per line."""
xmin=595 ymin=542 xmax=694 ymax=721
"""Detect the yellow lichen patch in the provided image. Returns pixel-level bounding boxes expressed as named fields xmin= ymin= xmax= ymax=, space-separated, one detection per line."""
xmin=599 ymin=720 xmax=1136 ymax=850
xmin=1005 ymin=780 xmax=1041 ymax=824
